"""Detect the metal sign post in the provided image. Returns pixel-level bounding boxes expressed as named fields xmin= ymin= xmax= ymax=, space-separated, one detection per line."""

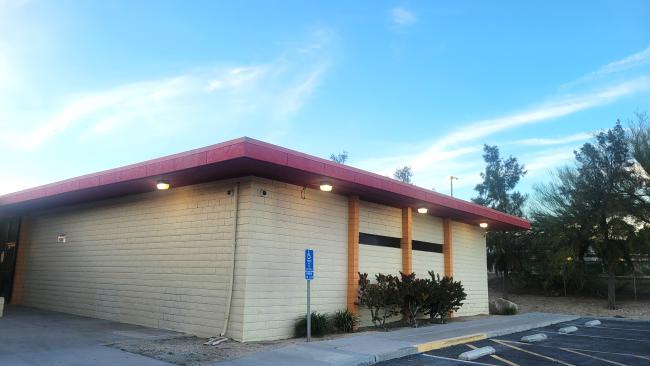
xmin=304 ymin=249 xmax=314 ymax=342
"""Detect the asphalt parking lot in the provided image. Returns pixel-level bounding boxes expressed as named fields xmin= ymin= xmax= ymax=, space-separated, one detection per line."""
xmin=377 ymin=318 xmax=650 ymax=366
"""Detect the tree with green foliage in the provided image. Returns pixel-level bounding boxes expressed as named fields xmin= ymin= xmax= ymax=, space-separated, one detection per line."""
xmin=629 ymin=112 xmax=650 ymax=224
xmin=630 ymin=112 xmax=650 ymax=176
xmin=330 ymin=151 xmax=349 ymax=164
xmin=394 ymin=166 xmax=413 ymax=183
xmin=472 ymin=145 xmax=528 ymax=295
xmin=534 ymin=122 xmax=648 ymax=309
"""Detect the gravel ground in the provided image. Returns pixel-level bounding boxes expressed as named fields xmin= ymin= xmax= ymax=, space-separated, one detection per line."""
xmin=490 ymin=290 xmax=650 ymax=319
xmin=111 ymin=336 xmax=303 ymax=366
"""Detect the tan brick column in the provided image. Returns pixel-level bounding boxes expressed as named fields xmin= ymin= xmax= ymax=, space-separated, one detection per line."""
xmin=401 ymin=207 xmax=412 ymax=274
xmin=347 ymin=196 xmax=360 ymax=314
xmin=443 ymin=218 xmax=453 ymax=277
xmin=11 ymin=216 xmax=30 ymax=305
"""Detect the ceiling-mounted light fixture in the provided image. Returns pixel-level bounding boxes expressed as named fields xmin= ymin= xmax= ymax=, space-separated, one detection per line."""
xmin=479 ymin=222 xmax=488 ymax=229
xmin=156 ymin=180 xmax=170 ymax=190
xmin=417 ymin=207 xmax=428 ymax=214
xmin=319 ymin=181 xmax=333 ymax=192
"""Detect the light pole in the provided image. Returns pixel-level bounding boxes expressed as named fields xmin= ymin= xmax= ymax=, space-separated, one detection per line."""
xmin=563 ymin=256 xmax=573 ymax=297
xmin=449 ymin=176 xmax=459 ymax=197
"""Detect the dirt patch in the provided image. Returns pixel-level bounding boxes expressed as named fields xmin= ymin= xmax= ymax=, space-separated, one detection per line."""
xmin=110 ymin=336 xmax=301 ymax=366
xmin=490 ymin=290 xmax=650 ymax=319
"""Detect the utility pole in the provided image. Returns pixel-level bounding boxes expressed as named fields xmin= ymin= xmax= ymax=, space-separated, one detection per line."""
xmin=449 ymin=176 xmax=458 ymax=197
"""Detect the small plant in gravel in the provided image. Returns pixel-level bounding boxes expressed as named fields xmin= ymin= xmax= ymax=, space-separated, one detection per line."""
xmin=332 ymin=309 xmax=359 ymax=333
xmin=294 ymin=312 xmax=333 ymax=337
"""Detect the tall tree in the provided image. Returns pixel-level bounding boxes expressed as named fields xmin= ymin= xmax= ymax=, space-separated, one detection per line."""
xmin=575 ymin=122 xmax=645 ymax=308
xmin=473 ymin=145 xmax=528 ymax=216
xmin=534 ymin=122 xmax=647 ymax=309
xmin=330 ymin=151 xmax=349 ymax=164
xmin=394 ymin=166 xmax=413 ymax=184
xmin=472 ymin=145 xmax=528 ymax=295
xmin=629 ymin=112 xmax=650 ymax=175
xmin=629 ymin=112 xmax=650 ymax=224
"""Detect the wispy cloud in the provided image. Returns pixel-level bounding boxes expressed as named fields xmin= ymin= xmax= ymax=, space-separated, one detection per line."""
xmin=358 ymin=46 xmax=650 ymax=197
xmin=523 ymin=148 xmax=577 ymax=176
xmin=3 ymin=31 xmax=334 ymax=151
xmin=512 ymin=132 xmax=594 ymax=146
xmin=409 ymin=77 xmax=649 ymax=170
xmin=436 ymin=76 xmax=650 ymax=152
xmin=562 ymin=46 xmax=650 ymax=90
xmin=391 ymin=7 xmax=417 ymax=27
xmin=584 ymin=47 xmax=650 ymax=80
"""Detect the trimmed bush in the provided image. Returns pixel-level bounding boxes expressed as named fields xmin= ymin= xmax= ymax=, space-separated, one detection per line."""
xmin=294 ymin=312 xmax=332 ymax=337
xmin=357 ymin=272 xmax=399 ymax=329
xmin=359 ymin=270 xmax=467 ymax=328
xmin=396 ymin=271 xmax=430 ymax=327
xmin=425 ymin=272 xmax=467 ymax=323
xmin=332 ymin=309 xmax=359 ymax=333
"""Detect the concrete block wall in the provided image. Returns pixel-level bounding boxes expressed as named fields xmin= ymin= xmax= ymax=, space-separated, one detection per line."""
xmin=451 ymin=221 xmax=489 ymax=316
xmin=21 ymin=180 xmax=249 ymax=339
xmin=358 ymin=200 xmax=402 ymax=278
xmin=412 ymin=213 xmax=444 ymax=279
xmin=358 ymin=200 xmax=402 ymax=326
xmin=18 ymin=174 xmax=491 ymax=341
xmin=238 ymin=177 xmax=348 ymax=341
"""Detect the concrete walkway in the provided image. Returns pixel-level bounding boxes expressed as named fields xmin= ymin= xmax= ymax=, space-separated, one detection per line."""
xmin=0 ymin=306 xmax=180 ymax=366
xmin=216 ymin=312 xmax=579 ymax=366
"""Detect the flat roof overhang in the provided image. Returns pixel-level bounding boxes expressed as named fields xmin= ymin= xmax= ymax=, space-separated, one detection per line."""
xmin=0 ymin=137 xmax=531 ymax=230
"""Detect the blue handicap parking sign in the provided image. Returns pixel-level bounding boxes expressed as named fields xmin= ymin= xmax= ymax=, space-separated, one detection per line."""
xmin=305 ymin=249 xmax=314 ymax=280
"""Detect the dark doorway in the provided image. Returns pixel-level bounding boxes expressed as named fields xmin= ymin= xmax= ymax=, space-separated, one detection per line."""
xmin=0 ymin=217 xmax=20 ymax=303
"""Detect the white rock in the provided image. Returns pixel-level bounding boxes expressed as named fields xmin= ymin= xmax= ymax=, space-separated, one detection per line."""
xmin=489 ymin=298 xmax=519 ymax=315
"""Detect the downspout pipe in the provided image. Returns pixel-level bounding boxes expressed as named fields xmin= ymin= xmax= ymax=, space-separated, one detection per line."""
xmin=221 ymin=182 xmax=240 ymax=337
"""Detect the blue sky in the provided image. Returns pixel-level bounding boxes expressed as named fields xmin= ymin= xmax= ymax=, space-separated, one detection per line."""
xmin=1 ymin=0 xmax=649 ymax=204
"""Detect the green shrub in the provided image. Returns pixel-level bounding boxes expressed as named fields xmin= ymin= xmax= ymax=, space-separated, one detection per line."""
xmin=425 ymin=272 xmax=466 ymax=323
xmin=294 ymin=312 xmax=332 ymax=337
xmin=357 ymin=272 xmax=399 ymax=329
xmin=332 ymin=309 xmax=359 ymax=333
xmin=396 ymin=271 xmax=430 ymax=327
xmin=502 ymin=306 xmax=518 ymax=315
xmin=359 ymin=270 xmax=467 ymax=328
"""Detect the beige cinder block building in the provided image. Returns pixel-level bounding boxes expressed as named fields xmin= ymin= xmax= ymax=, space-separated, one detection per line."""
xmin=0 ymin=138 xmax=529 ymax=341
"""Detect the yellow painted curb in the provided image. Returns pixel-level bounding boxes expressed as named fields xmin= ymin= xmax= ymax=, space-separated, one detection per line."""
xmin=415 ymin=333 xmax=487 ymax=353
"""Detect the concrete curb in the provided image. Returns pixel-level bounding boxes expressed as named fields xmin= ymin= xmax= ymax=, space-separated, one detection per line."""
xmin=589 ymin=316 xmax=650 ymax=323
xmin=214 ymin=314 xmax=581 ymax=366
xmin=374 ymin=314 xmax=580 ymax=365
xmin=413 ymin=333 xmax=487 ymax=353
xmin=485 ymin=315 xmax=580 ymax=338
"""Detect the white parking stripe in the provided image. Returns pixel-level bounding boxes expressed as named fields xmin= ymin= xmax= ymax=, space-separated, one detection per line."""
xmin=491 ymin=339 xmax=576 ymax=366
xmin=591 ymin=326 xmax=650 ymax=333
xmin=421 ymin=353 xmax=498 ymax=365
xmin=560 ymin=348 xmax=628 ymax=366
xmin=496 ymin=339 xmax=650 ymax=361
xmin=539 ymin=330 xmax=650 ymax=343
xmin=466 ymin=344 xmax=520 ymax=366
